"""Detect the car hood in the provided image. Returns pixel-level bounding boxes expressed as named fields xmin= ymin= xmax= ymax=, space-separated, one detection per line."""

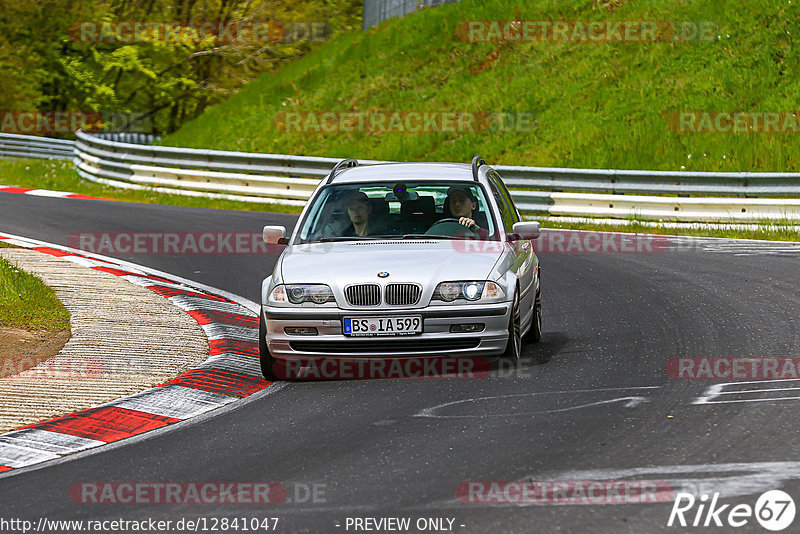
xmin=280 ymin=240 xmax=504 ymax=287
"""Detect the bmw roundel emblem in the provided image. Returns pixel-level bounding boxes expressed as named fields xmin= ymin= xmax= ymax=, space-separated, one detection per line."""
xmin=377 ymin=272 xmax=390 ymax=278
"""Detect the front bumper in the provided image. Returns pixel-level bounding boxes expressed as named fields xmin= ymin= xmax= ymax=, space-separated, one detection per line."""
xmin=263 ymin=302 xmax=511 ymax=358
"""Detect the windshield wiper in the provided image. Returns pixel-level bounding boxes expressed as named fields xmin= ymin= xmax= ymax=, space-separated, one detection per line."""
xmin=316 ymin=237 xmax=362 ymax=242
xmin=316 ymin=236 xmax=388 ymax=242
xmin=401 ymin=234 xmax=455 ymax=240
xmin=313 ymin=234 xmax=455 ymax=242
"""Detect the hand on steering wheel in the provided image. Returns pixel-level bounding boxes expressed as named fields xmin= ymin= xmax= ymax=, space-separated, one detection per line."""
xmin=425 ymin=218 xmax=478 ymax=236
xmin=457 ymin=217 xmax=479 ymax=231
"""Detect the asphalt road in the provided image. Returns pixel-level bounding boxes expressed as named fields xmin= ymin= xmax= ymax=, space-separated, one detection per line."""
xmin=2 ymin=193 xmax=800 ymax=533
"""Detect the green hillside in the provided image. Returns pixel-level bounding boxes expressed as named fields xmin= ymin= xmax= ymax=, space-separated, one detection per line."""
xmin=163 ymin=0 xmax=799 ymax=173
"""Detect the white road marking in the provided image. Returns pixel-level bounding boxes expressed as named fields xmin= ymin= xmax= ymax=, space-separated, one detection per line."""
xmin=0 ymin=442 xmax=59 ymax=468
xmin=193 ymin=353 xmax=262 ymax=377
xmin=24 ymin=189 xmax=72 ymax=198
xmin=110 ymin=385 xmax=237 ymax=419
xmin=201 ymin=323 xmax=258 ymax=342
xmin=667 ymin=236 xmax=800 ymax=257
xmin=64 ymin=256 xmax=116 ymax=269
xmin=414 ymin=386 xmax=659 ymax=419
xmin=167 ymin=294 xmax=254 ymax=315
xmin=694 ymin=379 xmax=800 ymax=405
xmin=0 ymin=429 xmax=104 ymax=454
xmin=120 ymin=274 xmax=187 ymax=289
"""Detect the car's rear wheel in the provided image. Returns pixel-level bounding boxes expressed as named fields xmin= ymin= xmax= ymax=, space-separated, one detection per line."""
xmin=502 ymin=291 xmax=521 ymax=362
xmin=259 ymin=313 xmax=276 ymax=380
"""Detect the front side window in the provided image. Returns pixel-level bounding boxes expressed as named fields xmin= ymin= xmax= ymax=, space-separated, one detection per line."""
xmin=295 ymin=181 xmax=499 ymax=244
xmin=488 ymin=177 xmax=516 ymax=234
xmin=491 ymin=172 xmax=522 ymax=224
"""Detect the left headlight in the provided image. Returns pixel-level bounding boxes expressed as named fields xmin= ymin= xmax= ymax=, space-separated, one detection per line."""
xmin=432 ymin=281 xmax=505 ymax=303
xmin=269 ymin=284 xmax=335 ymax=305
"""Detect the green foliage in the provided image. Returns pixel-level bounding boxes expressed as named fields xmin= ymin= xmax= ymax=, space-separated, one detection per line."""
xmin=164 ymin=0 xmax=800 ymax=173
xmin=0 ymin=256 xmax=70 ymax=331
xmin=0 ymin=0 xmax=362 ymax=135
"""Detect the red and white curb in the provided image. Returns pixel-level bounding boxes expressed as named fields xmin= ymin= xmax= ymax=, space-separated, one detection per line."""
xmin=0 ymin=232 xmax=269 ymax=473
xmin=0 ymin=185 xmax=112 ymax=201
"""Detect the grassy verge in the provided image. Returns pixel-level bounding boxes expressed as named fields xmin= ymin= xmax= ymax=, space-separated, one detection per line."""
xmin=0 ymin=256 xmax=70 ymax=331
xmin=0 ymin=158 xmax=302 ymax=214
xmin=163 ymin=0 xmax=800 ymax=174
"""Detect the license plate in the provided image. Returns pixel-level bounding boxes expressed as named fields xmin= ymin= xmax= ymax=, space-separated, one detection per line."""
xmin=343 ymin=316 xmax=422 ymax=336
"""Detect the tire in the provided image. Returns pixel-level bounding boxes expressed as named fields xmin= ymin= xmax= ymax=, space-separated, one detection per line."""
xmin=501 ymin=291 xmax=521 ymax=362
xmin=259 ymin=312 xmax=277 ymax=380
xmin=524 ymin=287 xmax=542 ymax=344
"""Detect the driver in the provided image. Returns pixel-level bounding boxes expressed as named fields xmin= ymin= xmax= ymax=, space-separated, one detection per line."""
xmin=340 ymin=191 xmax=380 ymax=237
xmin=446 ymin=186 xmax=482 ymax=232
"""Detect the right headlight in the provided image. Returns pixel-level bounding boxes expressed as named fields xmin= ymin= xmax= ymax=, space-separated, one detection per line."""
xmin=432 ymin=281 xmax=505 ymax=303
xmin=269 ymin=284 xmax=335 ymax=305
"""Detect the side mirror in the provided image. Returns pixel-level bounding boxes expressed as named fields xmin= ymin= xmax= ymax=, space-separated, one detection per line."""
xmin=263 ymin=225 xmax=286 ymax=244
xmin=511 ymin=221 xmax=541 ymax=240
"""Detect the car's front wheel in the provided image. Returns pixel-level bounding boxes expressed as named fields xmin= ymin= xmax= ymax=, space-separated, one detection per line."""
xmin=524 ymin=287 xmax=542 ymax=344
xmin=259 ymin=313 xmax=276 ymax=380
xmin=501 ymin=291 xmax=521 ymax=362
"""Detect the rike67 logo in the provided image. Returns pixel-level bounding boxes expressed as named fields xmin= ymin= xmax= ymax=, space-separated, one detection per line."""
xmin=668 ymin=490 xmax=796 ymax=531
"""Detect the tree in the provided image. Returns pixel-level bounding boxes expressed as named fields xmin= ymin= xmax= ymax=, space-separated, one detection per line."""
xmin=0 ymin=0 xmax=362 ymax=136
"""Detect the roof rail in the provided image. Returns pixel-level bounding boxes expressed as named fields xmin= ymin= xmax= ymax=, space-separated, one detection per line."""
xmin=471 ymin=156 xmax=486 ymax=181
xmin=327 ymin=158 xmax=359 ymax=183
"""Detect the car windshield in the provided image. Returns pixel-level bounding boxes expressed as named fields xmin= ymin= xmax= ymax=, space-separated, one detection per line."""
xmin=295 ymin=181 xmax=499 ymax=244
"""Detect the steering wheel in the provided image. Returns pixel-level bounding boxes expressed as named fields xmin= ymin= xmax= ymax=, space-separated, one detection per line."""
xmin=425 ymin=218 xmax=478 ymax=237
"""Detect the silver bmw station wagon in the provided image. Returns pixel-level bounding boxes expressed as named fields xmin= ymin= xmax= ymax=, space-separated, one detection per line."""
xmin=259 ymin=157 xmax=542 ymax=379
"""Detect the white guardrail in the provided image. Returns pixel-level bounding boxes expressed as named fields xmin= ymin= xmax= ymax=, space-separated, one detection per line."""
xmin=3 ymin=130 xmax=800 ymax=222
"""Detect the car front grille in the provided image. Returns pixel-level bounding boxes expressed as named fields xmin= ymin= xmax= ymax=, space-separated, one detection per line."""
xmin=345 ymin=284 xmax=381 ymax=306
xmin=385 ymin=283 xmax=421 ymax=306
xmin=289 ymin=338 xmax=480 ymax=354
